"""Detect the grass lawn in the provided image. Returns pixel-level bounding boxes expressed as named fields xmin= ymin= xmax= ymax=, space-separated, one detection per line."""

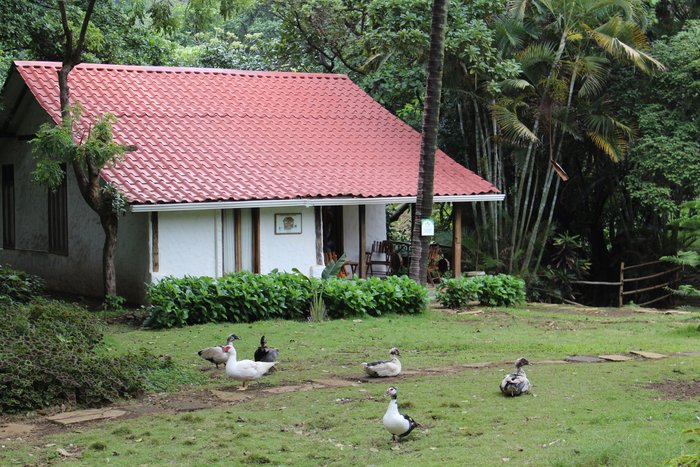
xmin=1 ymin=303 xmax=699 ymax=466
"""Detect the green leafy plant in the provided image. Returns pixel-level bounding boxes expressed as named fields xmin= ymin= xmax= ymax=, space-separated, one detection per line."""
xmin=0 ymin=265 xmax=44 ymax=304
xmin=436 ymin=274 xmax=526 ymax=308
xmin=666 ymin=427 xmax=700 ymax=466
xmin=146 ymin=269 xmax=427 ymax=327
xmin=0 ymin=299 xmax=172 ymax=413
xmin=145 ymin=272 xmax=312 ymax=328
xmin=296 ymin=254 xmax=347 ymax=322
xmin=103 ymin=294 xmax=126 ymax=312
xmin=435 ymin=276 xmax=482 ymax=308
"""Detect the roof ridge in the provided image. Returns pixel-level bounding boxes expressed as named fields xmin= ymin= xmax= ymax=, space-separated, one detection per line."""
xmin=13 ymin=60 xmax=349 ymax=80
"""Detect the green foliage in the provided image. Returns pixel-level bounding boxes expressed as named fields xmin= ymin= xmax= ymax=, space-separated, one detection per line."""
xmin=666 ymin=427 xmax=700 ymax=466
xmin=620 ymin=21 xmax=700 ymax=225
xmin=30 ymin=105 xmax=132 ymax=196
xmin=0 ymin=299 xmax=172 ymax=413
xmin=146 ymin=272 xmax=313 ymax=328
xmin=103 ymin=294 xmax=127 ymax=312
xmin=323 ymin=275 xmax=428 ymax=318
xmin=436 ymin=273 xmax=526 ymax=308
xmin=146 ymin=272 xmax=427 ymax=328
xmin=661 ymin=250 xmax=700 ymax=268
xmin=0 ymin=265 xmax=44 ymax=304
xmin=435 ymin=275 xmax=481 ymax=308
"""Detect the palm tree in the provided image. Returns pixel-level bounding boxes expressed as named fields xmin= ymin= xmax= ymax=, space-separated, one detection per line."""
xmin=493 ymin=0 xmax=664 ymax=278
xmin=408 ymin=0 xmax=450 ymax=284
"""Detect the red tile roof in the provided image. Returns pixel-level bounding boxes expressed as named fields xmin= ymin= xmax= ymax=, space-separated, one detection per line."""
xmin=12 ymin=61 xmax=500 ymax=205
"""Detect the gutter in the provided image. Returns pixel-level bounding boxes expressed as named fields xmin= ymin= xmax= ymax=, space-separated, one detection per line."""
xmin=130 ymin=194 xmax=505 ymax=213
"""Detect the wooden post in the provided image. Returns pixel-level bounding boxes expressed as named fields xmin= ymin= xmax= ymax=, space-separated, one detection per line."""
xmin=150 ymin=212 xmax=159 ymax=272
xmin=234 ymin=210 xmax=242 ymax=272
xmin=252 ymin=208 xmax=260 ymax=273
xmin=359 ymin=205 xmax=366 ymax=278
xmin=618 ymin=261 xmax=625 ymax=307
xmin=314 ymin=206 xmax=323 ymax=265
xmin=452 ymin=202 xmax=462 ymax=277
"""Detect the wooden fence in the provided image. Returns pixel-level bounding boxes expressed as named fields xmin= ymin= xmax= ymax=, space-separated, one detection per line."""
xmin=572 ymin=260 xmax=682 ymax=307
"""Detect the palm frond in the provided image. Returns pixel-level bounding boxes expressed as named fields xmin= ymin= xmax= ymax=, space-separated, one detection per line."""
xmin=516 ymin=42 xmax=557 ymax=70
xmin=584 ymin=113 xmax=634 ymax=161
xmin=493 ymin=14 xmax=530 ymax=51
xmin=588 ymin=17 xmax=665 ymax=72
xmin=490 ymin=103 xmax=540 ymax=146
xmin=570 ymin=55 xmax=609 ymax=98
xmin=506 ymin=0 xmax=530 ymax=22
xmin=500 ymin=78 xmax=534 ymax=93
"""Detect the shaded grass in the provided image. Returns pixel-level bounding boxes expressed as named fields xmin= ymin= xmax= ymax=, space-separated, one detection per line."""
xmin=1 ymin=303 xmax=698 ymax=465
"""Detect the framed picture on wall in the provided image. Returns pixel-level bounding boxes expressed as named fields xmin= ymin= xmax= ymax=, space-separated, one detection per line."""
xmin=275 ymin=213 xmax=302 ymax=235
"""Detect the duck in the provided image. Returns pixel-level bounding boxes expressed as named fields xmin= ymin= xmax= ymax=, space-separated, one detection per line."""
xmin=499 ymin=357 xmax=532 ymax=397
xmin=198 ymin=333 xmax=240 ymax=368
xmin=383 ymin=386 xmax=419 ymax=442
xmin=224 ymin=340 xmax=278 ymax=390
xmin=253 ymin=335 xmax=279 ymax=374
xmin=254 ymin=335 xmax=279 ymax=362
xmin=362 ymin=347 xmax=401 ymax=377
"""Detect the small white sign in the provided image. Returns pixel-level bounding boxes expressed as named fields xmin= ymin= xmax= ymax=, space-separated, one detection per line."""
xmin=421 ymin=218 xmax=434 ymax=236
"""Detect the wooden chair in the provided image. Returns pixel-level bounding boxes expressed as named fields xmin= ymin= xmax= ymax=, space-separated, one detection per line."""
xmin=365 ymin=240 xmax=395 ymax=277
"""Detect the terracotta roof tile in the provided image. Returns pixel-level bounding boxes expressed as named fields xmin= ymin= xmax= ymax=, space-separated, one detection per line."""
xmin=13 ymin=61 xmax=499 ymax=205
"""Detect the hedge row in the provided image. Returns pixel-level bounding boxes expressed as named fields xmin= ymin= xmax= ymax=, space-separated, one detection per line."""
xmin=436 ymin=274 xmax=526 ymax=308
xmin=145 ymin=272 xmax=429 ymax=328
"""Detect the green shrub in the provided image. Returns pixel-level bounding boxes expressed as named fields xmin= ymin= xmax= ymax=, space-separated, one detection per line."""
xmin=436 ymin=274 xmax=526 ymax=308
xmin=146 ymin=272 xmax=428 ymax=327
xmin=0 ymin=299 xmax=172 ymax=413
xmin=146 ymin=272 xmax=312 ymax=328
xmin=0 ymin=265 xmax=44 ymax=303
xmin=323 ymin=278 xmax=375 ymax=318
xmin=472 ymin=274 xmax=526 ymax=306
xmin=436 ymin=276 xmax=482 ymax=308
xmin=362 ymin=275 xmax=428 ymax=316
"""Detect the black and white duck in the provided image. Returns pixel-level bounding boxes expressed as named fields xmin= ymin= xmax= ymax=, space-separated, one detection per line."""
xmin=198 ymin=333 xmax=240 ymax=368
xmin=499 ymin=357 xmax=532 ymax=396
xmin=383 ymin=386 xmax=419 ymax=442
xmin=362 ymin=347 xmax=401 ymax=377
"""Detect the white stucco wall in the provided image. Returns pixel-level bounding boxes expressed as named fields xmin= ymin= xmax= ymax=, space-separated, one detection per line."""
xmin=259 ymin=206 xmax=317 ymax=275
xmin=152 ymin=210 xmax=220 ymax=281
xmin=0 ymin=99 xmax=149 ymax=303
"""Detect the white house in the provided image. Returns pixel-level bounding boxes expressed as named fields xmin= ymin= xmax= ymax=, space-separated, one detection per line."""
xmin=0 ymin=61 xmax=503 ymax=303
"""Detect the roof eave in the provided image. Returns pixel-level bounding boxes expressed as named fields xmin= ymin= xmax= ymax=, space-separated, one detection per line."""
xmin=130 ymin=194 xmax=505 ymax=213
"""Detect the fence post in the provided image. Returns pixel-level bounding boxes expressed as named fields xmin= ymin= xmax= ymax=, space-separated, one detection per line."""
xmin=618 ymin=262 xmax=625 ymax=307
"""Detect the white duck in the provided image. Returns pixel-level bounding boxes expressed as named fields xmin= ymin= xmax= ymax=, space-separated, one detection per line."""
xmin=383 ymin=386 xmax=419 ymax=442
xmin=362 ymin=347 xmax=401 ymax=377
xmin=499 ymin=357 xmax=532 ymax=397
xmin=223 ymin=340 xmax=278 ymax=390
xmin=198 ymin=333 xmax=239 ymax=368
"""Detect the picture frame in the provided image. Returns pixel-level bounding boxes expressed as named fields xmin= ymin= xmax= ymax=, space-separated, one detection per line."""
xmin=275 ymin=213 xmax=302 ymax=235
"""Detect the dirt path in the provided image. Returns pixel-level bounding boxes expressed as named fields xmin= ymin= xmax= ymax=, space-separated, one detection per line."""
xmin=2 ymin=351 xmax=699 ymax=443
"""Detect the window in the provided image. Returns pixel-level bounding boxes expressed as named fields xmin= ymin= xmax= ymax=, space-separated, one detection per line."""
xmin=48 ymin=165 xmax=68 ymax=254
xmin=1 ymin=165 xmax=14 ymax=249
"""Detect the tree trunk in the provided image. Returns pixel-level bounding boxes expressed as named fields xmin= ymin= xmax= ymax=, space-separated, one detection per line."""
xmin=409 ymin=0 xmax=449 ymax=284
xmin=100 ymin=211 xmax=119 ymax=297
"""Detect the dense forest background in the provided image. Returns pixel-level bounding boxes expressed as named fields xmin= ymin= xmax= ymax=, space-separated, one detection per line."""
xmin=1 ymin=0 xmax=698 ymax=304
